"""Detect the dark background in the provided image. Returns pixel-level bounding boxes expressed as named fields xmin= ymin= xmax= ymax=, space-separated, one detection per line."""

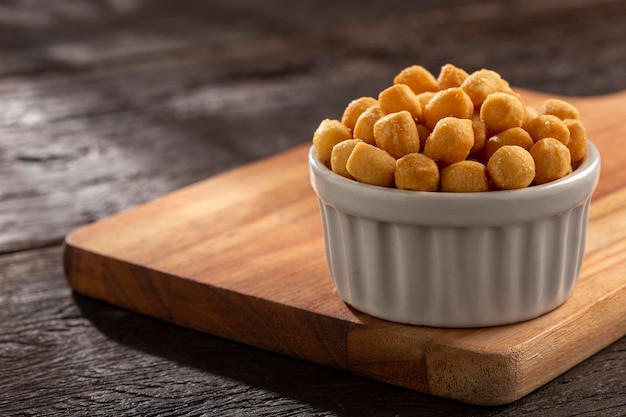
xmin=1 ymin=1 xmax=625 ymax=416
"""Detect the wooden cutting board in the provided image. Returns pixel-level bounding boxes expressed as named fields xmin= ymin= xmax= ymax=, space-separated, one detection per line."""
xmin=63 ymin=89 xmax=626 ymax=406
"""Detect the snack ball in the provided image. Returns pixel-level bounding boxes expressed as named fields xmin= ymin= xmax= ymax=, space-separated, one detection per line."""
xmin=374 ymin=110 xmax=421 ymax=158
xmin=480 ymin=92 xmax=525 ymax=133
xmin=393 ymin=65 xmax=438 ymax=95
xmin=395 ymin=153 xmax=440 ymax=191
xmin=530 ymin=138 xmax=572 ymax=185
xmin=461 ymin=69 xmax=508 ymax=107
xmin=541 ymin=98 xmax=580 ymax=120
xmin=436 ymin=63 xmax=469 ymax=90
xmin=525 ymin=114 xmax=570 ymax=145
xmin=487 ymin=145 xmax=536 ymax=190
xmin=424 ymin=117 xmax=474 ymax=164
xmin=423 ymin=87 xmax=473 ymax=129
xmin=341 ymin=96 xmax=378 ymax=130
xmin=353 ymin=106 xmax=386 ymax=145
xmin=378 ymin=84 xmax=422 ymax=121
xmin=312 ymin=119 xmax=352 ymax=163
xmin=563 ymin=119 xmax=588 ymax=165
xmin=470 ymin=115 xmax=487 ymax=156
xmin=346 ymin=142 xmax=396 ymax=187
xmin=483 ymin=127 xmax=534 ymax=162
xmin=330 ymin=139 xmax=362 ymax=179
xmin=441 ymin=160 xmax=489 ymax=192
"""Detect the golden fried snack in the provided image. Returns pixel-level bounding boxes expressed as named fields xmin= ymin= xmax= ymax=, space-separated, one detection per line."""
xmin=460 ymin=69 xmax=509 ymax=107
xmin=316 ymin=64 xmax=588 ymax=192
xmin=423 ymin=87 xmax=474 ymax=129
xmin=525 ymin=114 xmax=570 ymax=145
xmin=530 ymin=138 xmax=572 ymax=185
xmin=330 ymin=139 xmax=362 ymax=179
xmin=395 ymin=153 xmax=440 ymax=191
xmin=373 ymin=110 xmax=421 ymax=158
xmin=423 ymin=117 xmax=474 ymax=164
xmin=480 ymin=92 xmax=525 ymax=133
xmin=541 ymin=98 xmax=580 ymax=120
xmin=436 ymin=63 xmax=469 ymax=90
xmin=312 ymin=119 xmax=352 ymax=163
xmin=487 ymin=145 xmax=535 ymax=190
xmin=416 ymin=124 xmax=432 ymax=152
xmin=563 ymin=119 xmax=588 ymax=165
xmin=353 ymin=106 xmax=385 ymax=145
xmin=341 ymin=96 xmax=378 ymax=130
xmin=393 ymin=65 xmax=438 ymax=95
xmin=378 ymin=84 xmax=422 ymax=121
xmin=441 ymin=160 xmax=489 ymax=192
xmin=524 ymin=106 xmax=539 ymax=126
xmin=483 ymin=127 xmax=534 ymax=162
xmin=499 ymin=78 xmax=522 ymax=101
xmin=470 ymin=114 xmax=487 ymax=156
xmin=416 ymin=91 xmax=435 ymax=111
xmin=346 ymin=142 xmax=396 ymax=187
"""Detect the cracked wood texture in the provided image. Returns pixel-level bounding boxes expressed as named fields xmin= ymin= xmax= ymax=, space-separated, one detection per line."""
xmin=1 ymin=0 xmax=625 ymax=416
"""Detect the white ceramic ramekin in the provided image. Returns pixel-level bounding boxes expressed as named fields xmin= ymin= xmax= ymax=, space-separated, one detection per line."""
xmin=309 ymin=142 xmax=600 ymax=327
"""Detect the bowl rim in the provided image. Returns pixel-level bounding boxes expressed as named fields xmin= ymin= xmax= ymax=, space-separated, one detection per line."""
xmin=309 ymin=141 xmax=601 ymax=226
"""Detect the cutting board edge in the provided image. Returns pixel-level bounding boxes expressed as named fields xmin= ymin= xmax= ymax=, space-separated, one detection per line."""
xmin=424 ymin=278 xmax=626 ymax=405
xmin=62 ymin=233 xmax=626 ymax=406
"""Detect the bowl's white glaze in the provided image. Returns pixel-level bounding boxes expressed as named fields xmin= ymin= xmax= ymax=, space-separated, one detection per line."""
xmin=309 ymin=142 xmax=600 ymax=327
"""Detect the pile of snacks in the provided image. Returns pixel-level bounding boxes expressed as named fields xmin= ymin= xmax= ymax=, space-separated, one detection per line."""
xmin=312 ymin=64 xmax=587 ymax=192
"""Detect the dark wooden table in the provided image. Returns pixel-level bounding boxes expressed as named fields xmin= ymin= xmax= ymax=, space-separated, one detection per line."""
xmin=2 ymin=1 xmax=625 ymax=415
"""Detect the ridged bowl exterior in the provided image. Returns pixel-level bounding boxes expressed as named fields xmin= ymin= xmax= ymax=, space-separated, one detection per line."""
xmin=309 ymin=143 xmax=600 ymax=327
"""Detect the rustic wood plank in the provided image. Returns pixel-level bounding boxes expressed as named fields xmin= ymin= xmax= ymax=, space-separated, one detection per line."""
xmin=2 ymin=247 xmax=625 ymax=416
xmin=0 ymin=0 xmax=624 ymax=97
xmin=0 ymin=59 xmax=386 ymax=253
xmin=1 ymin=0 xmax=625 ymax=124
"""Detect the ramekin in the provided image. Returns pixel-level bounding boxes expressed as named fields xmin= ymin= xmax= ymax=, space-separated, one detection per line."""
xmin=309 ymin=142 xmax=600 ymax=327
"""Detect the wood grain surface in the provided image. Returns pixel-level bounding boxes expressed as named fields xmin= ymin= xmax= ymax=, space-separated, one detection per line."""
xmin=2 ymin=0 xmax=626 ymax=416
xmin=63 ymin=89 xmax=626 ymax=406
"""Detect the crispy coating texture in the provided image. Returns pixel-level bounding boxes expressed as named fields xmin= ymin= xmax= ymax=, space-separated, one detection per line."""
xmin=353 ymin=106 xmax=385 ymax=145
xmin=378 ymin=84 xmax=423 ymax=121
xmin=423 ymin=87 xmax=474 ymax=129
xmin=373 ymin=111 xmax=421 ymax=158
xmin=470 ymin=114 xmax=487 ymax=156
xmin=480 ymin=92 xmax=525 ymax=133
xmin=483 ymin=127 xmax=534 ymax=162
xmin=460 ymin=69 xmax=509 ymax=107
xmin=395 ymin=153 xmax=440 ymax=191
xmin=313 ymin=119 xmax=352 ymax=163
xmin=416 ymin=91 xmax=435 ymax=110
xmin=487 ymin=146 xmax=536 ymax=189
xmin=530 ymin=138 xmax=572 ymax=185
xmin=441 ymin=160 xmax=489 ymax=192
xmin=393 ymin=65 xmax=438 ymax=94
xmin=525 ymin=114 xmax=570 ymax=145
xmin=341 ymin=97 xmax=378 ymax=130
xmin=541 ymin=98 xmax=580 ymax=120
xmin=346 ymin=142 xmax=396 ymax=187
xmin=524 ymin=106 xmax=539 ymax=125
xmin=313 ymin=63 xmax=588 ymax=191
xmin=415 ymin=124 xmax=432 ymax=152
xmin=330 ymin=139 xmax=362 ymax=179
xmin=423 ymin=117 xmax=474 ymax=164
xmin=436 ymin=63 xmax=469 ymax=90
xmin=564 ymin=118 xmax=587 ymax=165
